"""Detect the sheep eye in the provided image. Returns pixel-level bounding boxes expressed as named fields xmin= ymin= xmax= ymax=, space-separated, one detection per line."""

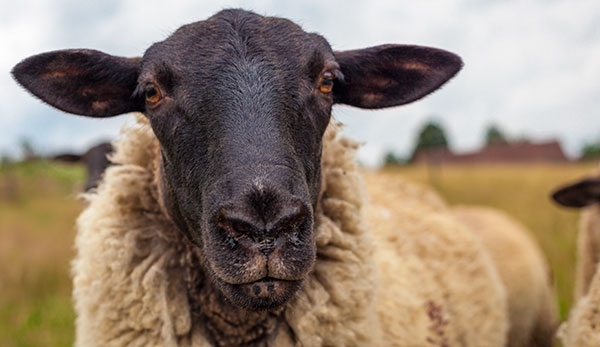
xmin=145 ymin=84 xmax=162 ymax=104
xmin=318 ymin=71 xmax=335 ymax=93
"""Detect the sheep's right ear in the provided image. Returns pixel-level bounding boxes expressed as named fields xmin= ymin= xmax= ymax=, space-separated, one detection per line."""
xmin=552 ymin=178 xmax=600 ymax=208
xmin=12 ymin=49 xmax=143 ymax=117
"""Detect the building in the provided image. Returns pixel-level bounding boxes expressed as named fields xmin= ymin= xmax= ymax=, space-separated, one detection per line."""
xmin=412 ymin=140 xmax=569 ymax=164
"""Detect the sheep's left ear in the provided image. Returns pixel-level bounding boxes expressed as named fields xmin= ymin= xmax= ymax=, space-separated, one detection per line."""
xmin=552 ymin=178 xmax=600 ymax=208
xmin=12 ymin=49 xmax=142 ymax=117
xmin=333 ymin=44 xmax=462 ymax=109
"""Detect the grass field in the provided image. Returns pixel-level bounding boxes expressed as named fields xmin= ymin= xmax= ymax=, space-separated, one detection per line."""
xmin=0 ymin=161 xmax=84 ymax=346
xmin=0 ymin=160 xmax=596 ymax=345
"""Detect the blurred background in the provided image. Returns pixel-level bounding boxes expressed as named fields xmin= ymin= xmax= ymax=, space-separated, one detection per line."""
xmin=1 ymin=0 xmax=599 ymax=345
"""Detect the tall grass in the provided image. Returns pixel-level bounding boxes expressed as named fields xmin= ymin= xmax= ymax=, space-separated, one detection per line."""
xmin=0 ymin=161 xmax=84 ymax=346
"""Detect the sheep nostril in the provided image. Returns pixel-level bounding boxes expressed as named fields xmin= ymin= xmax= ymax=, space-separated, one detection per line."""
xmin=216 ymin=212 xmax=256 ymax=239
xmin=232 ymin=221 xmax=251 ymax=235
xmin=267 ymin=203 xmax=309 ymax=237
xmin=213 ymin=200 xmax=310 ymax=249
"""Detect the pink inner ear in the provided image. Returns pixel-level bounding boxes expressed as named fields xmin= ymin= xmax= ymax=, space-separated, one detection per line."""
xmin=398 ymin=61 xmax=432 ymax=72
xmin=361 ymin=92 xmax=385 ymax=106
xmin=43 ymin=70 xmax=70 ymax=79
xmin=368 ymin=75 xmax=399 ymax=89
xmin=42 ymin=66 xmax=84 ymax=80
xmin=91 ymin=100 xmax=111 ymax=112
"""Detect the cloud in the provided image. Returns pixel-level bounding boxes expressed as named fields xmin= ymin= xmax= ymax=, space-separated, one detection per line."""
xmin=2 ymin=0 xmax=598 ymax=165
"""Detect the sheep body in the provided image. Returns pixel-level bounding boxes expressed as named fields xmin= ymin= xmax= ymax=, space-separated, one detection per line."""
xmin=557 ymin=204 xmax=600 ymax=346
xmin=573 ymin=204 xmax=600 ymax=301
xmin=73 ymin=116 xmax=508 ymax=346
xmin=363 ymin=173 xmax=557 ymax=347
xmin=452 ymin=206 xmax=556 ymax=347
xmin=558 ymin=252 xmax=600 ymax=346
xmin=365 ymin=177 xmax=508 ymax=346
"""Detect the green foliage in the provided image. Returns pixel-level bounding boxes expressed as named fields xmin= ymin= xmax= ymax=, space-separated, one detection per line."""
xmin=581 ymin=141 xmax=600 ymax=160
xmin=19 ymin=138 xmax=37 ymax=160
xmin=0 ymin=160 xmax=85 ymax=198
xmin=485 ymin=124 xmax=508 ymax=145
xmin=0 ymin=153 xmax=13 ymax=166
xmin=414 ymin=121 xmax=449 ymax=150
xmin=0 ymin=160 xmax=84 ymax=346
xmin=382 ymin=151 xmax=405 ymax=166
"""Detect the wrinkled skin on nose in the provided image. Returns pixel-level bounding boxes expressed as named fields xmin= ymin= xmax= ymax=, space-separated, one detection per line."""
xmin=12 ymin=8 xmax=462 ymax=310
xmin=199 ymin=165 xmax=317 ymax=308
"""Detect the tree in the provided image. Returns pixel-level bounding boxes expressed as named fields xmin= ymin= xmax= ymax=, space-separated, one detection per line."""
xmin=485 ymin=125 xmax=508 ymax=145
xmin=382 ymin=151 xmax=405 ymax=166
xmin=582 ymin=141 xmax=600 ymax=160
xmin=414 ymin=121 xmax=449 ymax=151
xmin=20 ymin=138 xmax=37 ymax=161
xmin=0 ymin=153 xmax=12 ymax=166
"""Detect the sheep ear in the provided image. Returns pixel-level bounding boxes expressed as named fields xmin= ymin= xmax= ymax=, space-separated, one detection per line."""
xmin=552 ymin=178 xmax=600 ymax=208
xmin=53 ymin=153 xmax=83 ymax=163
xmin=12 ymin=49 xmax=143 ymax=117
xmin=333 ymin=44 xmax=462 ymax=109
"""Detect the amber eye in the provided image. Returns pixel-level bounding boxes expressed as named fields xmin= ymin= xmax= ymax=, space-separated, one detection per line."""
xmin=145 ymin=84 xmax=162 ymax=104
xmin=319 ymin=71 xmax=335 ymax=93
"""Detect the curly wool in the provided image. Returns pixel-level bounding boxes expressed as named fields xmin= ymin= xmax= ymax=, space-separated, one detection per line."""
xmin=364 ymin=172 xmax=508 ymax=346
xmin=573 ymin=205 xmax=600 ymax=302
xmin=72 ymin=115 xmax=508 ymax=346
xmin=452 ymin=206 xmax=556 ymax=347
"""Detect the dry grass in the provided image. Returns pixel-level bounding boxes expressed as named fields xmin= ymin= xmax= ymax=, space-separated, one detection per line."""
xmin=0 ymin=160 xmax=595 ymax=345
xmin=0 ymin=161 xmax=84 ymax=347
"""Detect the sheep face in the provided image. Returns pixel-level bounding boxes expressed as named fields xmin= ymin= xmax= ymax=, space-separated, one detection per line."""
xmin=12 ymin=9 xmax=462 ymax=310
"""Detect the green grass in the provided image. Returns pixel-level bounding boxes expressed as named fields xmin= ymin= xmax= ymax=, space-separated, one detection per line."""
xmin=0 ymin=160 xmax=83 ymax=347
xmin=0 ymin=160 xmax=595 ymax=344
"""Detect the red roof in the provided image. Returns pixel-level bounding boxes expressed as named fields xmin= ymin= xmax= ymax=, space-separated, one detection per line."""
xmin=412 ymin=140 xmax=569 ymax=164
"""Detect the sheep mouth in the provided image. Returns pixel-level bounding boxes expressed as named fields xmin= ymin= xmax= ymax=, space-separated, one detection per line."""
xmin=217 ymin=276 xmax=302 ymax=310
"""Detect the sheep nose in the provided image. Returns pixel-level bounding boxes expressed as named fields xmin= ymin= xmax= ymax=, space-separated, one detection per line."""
xmin=214 ymin=199 xmax=309 ymax=253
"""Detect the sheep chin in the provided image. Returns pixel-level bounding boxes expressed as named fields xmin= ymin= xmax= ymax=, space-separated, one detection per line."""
xmin=214 ymin=275 xmax=303 ymax=311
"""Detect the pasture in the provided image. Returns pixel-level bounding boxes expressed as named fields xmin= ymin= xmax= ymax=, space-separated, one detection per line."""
xmin=0 ymin=159 xmax=595 ymax=345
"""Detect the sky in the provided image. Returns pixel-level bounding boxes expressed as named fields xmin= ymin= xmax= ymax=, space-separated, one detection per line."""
xmin=1 ymin=0 xmax=599 ymax=166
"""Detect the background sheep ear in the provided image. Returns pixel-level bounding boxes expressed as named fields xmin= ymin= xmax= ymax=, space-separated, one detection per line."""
xmin=12 ymin=49 xmax=143 ymax=117
xmin=552 ymin=178 xmax=600 ymax=208
xmin=333 ymin=44 xmax=463 ymax=109
xmin=52 ymin=153 xmax=82 ymax=163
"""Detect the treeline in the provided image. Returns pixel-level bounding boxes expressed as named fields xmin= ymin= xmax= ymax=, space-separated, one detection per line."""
xmin=384 ymin=121 xmax=600 ymax=166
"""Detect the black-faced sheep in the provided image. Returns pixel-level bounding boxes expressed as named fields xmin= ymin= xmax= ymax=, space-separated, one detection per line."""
xmin=13 ymin=9 xmax=514 ymax=346
xmin=552 ymin=174 xmax=600 ymax=346
xmin=53 ymin=142 xmax=113 ymax=190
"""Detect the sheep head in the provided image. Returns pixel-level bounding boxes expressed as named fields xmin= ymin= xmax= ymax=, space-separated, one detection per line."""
xmin=12 ymin=9 xmax=462 ymax=310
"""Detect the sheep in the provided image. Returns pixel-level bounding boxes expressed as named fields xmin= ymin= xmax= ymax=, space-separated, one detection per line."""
xmin=12 ymin=9 xmax=511 ymax=346
xmin=364 ymin=172 xmax=557 ymax=347
xmin=452 ymin=206 xmax=557 ymax=347
xmin=53 ymin=142 xmax=113 ymax=190
xmin=362 ymin=172 xmax=509 ymax=346
xmin=552 ymin=174 xmax=600 ymax=346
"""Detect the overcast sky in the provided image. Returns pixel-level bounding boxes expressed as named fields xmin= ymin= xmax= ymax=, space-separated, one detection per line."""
xmin=2 ymin=0 xmax=599 ymax=165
